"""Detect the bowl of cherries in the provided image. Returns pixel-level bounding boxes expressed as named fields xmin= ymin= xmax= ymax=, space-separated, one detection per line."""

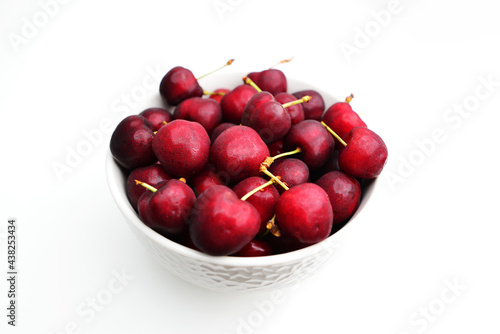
xmin=106 ymin=59 xmax=388 ymax=292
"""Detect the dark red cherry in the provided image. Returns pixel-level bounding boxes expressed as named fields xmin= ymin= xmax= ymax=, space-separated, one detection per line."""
xmin=275 ymin=183 xmax=333 ymax=244
xmin=152 ymin=119 xmax=210 ymax=177
xmin=247 ymin=69 xmax=287 ymax=96
xmin=137 ymin=179 xmax=196 ymax=237
xmin=316 ymin=171 xmax=361 ymax=225
xmin=233 ymin=176 xmax=280 ymax=235
xmin=275 ymin=92 xmax=305 ymax=125
xmin=283 ymin=120 xmax=335 ymax=170
xmin=268 ymin=158 xmax=309 ymax=194
xmin=241 ymin=92 xmax=291 ymax=144
xmin=139 ymin=108 xmax=172 ymax=131
xmin=126 ymin=164 xmax=171 ymax=210
xmin=323 ymin=97 xmax=366 ymax=144
xmin=189 ymin=185 xmax=260 ymax=256
xmin=292 ymin=90 xmax=325 ymax=121
xmin=210 ymin=122 xmax=236 ymax=144
xmin=159 ymin=66 xmax=203 ymax=106
xmin=232 ymin=239 xmax=273 ymax=257
xmin=211 ymin=126 xmax=270 ymax=184
xmin=110 ymin=115 xmax=156 ymax=170
xmin=189 ymin=164 xmax=226 ymax=196
xmin=338 ymin=127 xmax=388 ymax=179
xmin=173 ymin=97 xmax=222 ymax=135
xmin=220 ymin=84 xmax=258 ymax=124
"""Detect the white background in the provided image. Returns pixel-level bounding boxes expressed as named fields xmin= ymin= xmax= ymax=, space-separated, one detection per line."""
xmin=1 ymin=0 xmax=499 ymax=333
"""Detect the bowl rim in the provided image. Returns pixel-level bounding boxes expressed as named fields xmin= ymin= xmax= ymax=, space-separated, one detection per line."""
xmin=105 ymin=73 xmax=379 ymax=268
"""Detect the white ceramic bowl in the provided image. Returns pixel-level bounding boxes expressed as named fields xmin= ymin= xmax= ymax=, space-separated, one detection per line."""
xmin=106 ymin=73 xmax=377 ymax=292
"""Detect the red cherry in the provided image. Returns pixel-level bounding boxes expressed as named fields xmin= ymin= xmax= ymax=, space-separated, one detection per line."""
xmin=232 ymin=239 xmax=273 ymax=257
xmin=292 ymin=90 xmax=325 ymax=121
xmin=152 ymin=120 xmax=210 ymax=177
xmin=241 ymin=92 xmax=292 ymax=144
xmin=338 ymin=127 xmax=388 ymax=179
xmin=283 ymin=120 xmax=335 ymax=170
xmin=268 ymin=158 xmax=310 ymax=194
xmin=220 ymin=84 xmax=258 ymax=124
xmin=159 ymin=67 xmax=203 ymax=106
xmin=211 ymin=126 xmax=270 ymax=184
xmin=275 ymin=92 xmax=305 ymax=125
xmin=173 ymin=97 xmax=222 ymax=135
xmin=275 ymin=183 xmax=333 ymax=244
xmin=126 ymin=164 xmax=171 ymax=210
xmin=139 ymin=108 xmax=172 ymax=131
xmin=247 ymin=69 xmax=287 ymax=95
xmin=316 ymin=171 xmax=361 ymax=225
xmin=233 ymin=176 xmax=280 ymax=235
xmin=137 ymin=179 xmax=196 ymax=237
xmin=189 ymin=164 xmax=226 ymax=196
xmin=189 ymin=185 xmax=260 ymax=256
xmin=110 ymin=115 xmax=156 ymax=170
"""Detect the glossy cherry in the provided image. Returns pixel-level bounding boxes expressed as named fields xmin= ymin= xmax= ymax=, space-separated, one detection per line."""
xmin=189 ymin=164 xmax=226 ymax=196
xmin=241 ymin=92 xmax=292 ymax=144
xmin=139 ymin=108 xmax=172 ymax=131
xmin=316 ymin=171 xmax=361 ymax=225
xmin=247 ymin=69 xmax=287 ymax=96
xmin=137 ymin=179 xmax=196 ymax=237
xmin=275 ymin=92 xmax=305 ymax=125
xmin=159 ymin=67 xmax=203 ymax=106
xmin=110 ymin=115 xmax=156 ymax=170
xmin=220 ymin=84 xmax=258 ymax=124
xmin=210 ymin=122 xmax=236 ymax=144
xmin=173 ymin=97 xmax=222 ymax=135
xmin=126 ymin=164 xmax=171 ymax=210
xmin=233 ymin=176 xmax=280 ymax=235
xmin=322 ymin=95 xmax=367 ymax=144
xmin=152 ymin=119 xmax=210 ymax=177
xmin=189 ymin=185 xmax=260 ymax=256
xmin=283 ymin=120 xmax=335 ymax=170
xmin=211 ymin=125 xmax=270 ymax=184
xmin=338 ymin=127 xmax=388 ymax=179
xmin=268 ymin=158 xmax=309 ymax=194
xmin=232 ymin=239 xmax=273 ymax=257
xmin=275 ymin=183 xmax=333 ymax=244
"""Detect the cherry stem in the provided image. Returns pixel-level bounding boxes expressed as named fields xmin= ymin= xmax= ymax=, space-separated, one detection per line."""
xmin=134 ymin=180 xmax=157 ymax=193
xmin=203 ymin=90 xmax=226 ymax=96
xmin=240 ymin=179 xmax=275 ymax=201
xmin=242 ymin=76 xmax=262 ymax=92
xmin=320 ymin=121 xmax=348 ymax=147
xmin=162 ymin=121 xmax=168 ymax=125
xmin=345 ymin=93 xmax=354 ymax=103
xmin=196 ymin=59 xmax=235 ymax=81
xmin=179 ymin=178 xmax=186 ymax=183
xmin=262 ymin=169 xmax=289 ymax=191
xmin=271 ymin=147 xmax=301 ymax=161
xmin=281 ymin=96 xmax=311 ymax=109
xmin=269 ymin=57 xmax=294 ymax=69
xmin=266 ymin=215 xmax=281 ymax=237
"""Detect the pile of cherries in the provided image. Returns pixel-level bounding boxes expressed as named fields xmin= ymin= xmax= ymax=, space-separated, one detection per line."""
xmin=110 ymin=59 xmax=388 ymax=257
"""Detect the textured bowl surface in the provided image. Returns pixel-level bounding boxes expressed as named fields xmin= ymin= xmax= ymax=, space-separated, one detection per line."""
xmin=106 ymin=73 xmax=377 ymax=292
